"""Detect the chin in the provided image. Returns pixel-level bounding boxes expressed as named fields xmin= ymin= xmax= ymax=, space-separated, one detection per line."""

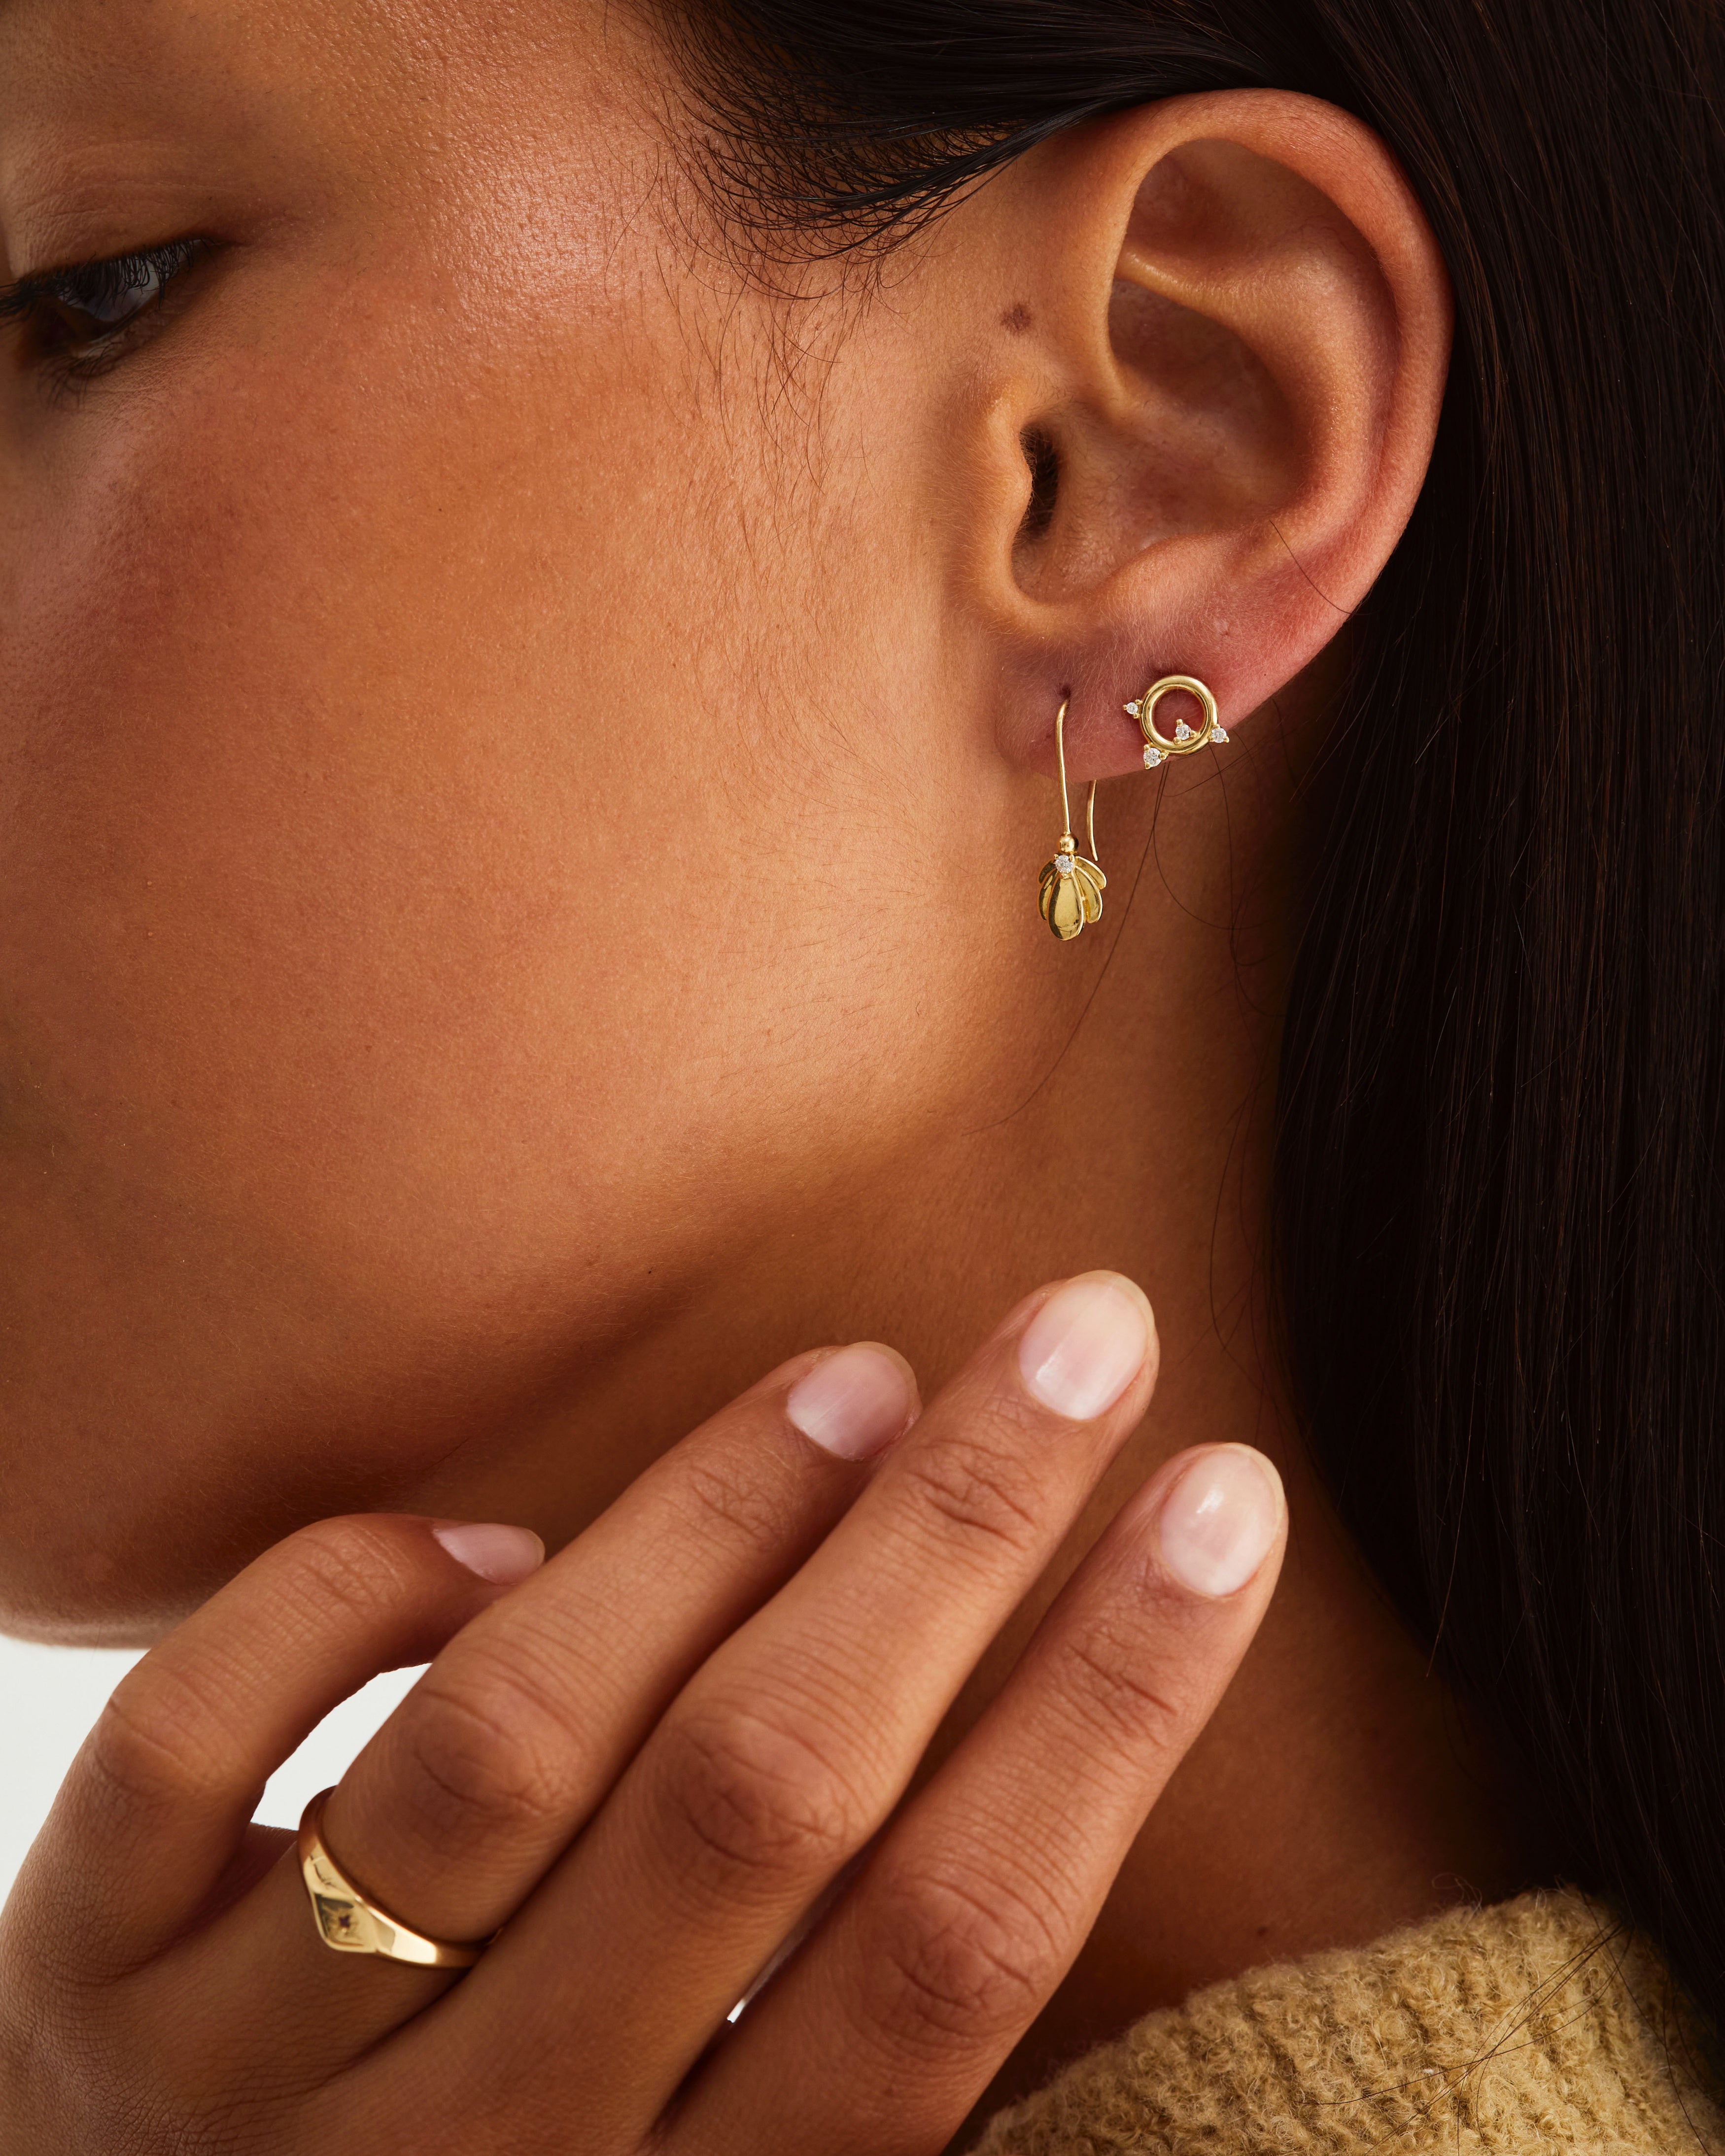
xmin=0 ymin=1417 xmax=349 ymax=1647
xmin=0 ymin=1515 xmax=217 ymax=1647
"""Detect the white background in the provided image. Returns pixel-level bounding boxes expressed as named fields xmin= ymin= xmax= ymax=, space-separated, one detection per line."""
xmin=0 ymin=1639 xmax=423 ymax=1903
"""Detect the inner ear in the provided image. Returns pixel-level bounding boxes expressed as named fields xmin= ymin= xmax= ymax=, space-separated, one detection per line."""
xmin=1015 ymin=426 xmax=1061 ymax=549
xmin=1127 ymin=137 xmax=1347 ymax=275
xmin=1011 ymin=143 xmax=1312 ymax=603
xmin=1105 ymin=278 xmax=1291 ymax=512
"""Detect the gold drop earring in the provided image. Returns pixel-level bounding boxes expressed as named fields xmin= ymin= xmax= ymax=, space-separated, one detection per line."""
xmin=1037 ymin=697 xmax=1107 ymax=941
xmin=1036 ymin=676 xmax=1226 ymax=941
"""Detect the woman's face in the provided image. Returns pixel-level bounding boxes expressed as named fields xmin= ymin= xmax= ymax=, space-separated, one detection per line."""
xmin=0 ymin=0 xmax=1117 ymax=1635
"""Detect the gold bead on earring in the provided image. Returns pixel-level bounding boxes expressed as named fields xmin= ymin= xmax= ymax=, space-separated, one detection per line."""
xmin=1037 ymin=697 xmax=1107 ymax=941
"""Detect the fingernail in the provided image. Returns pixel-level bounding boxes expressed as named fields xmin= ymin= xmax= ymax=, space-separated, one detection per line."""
xmin=431 ymin=1522 xmax=546 ymax=1584
xmin=1156 ymin=1447 xmax=1283 ymax=1598
xmin=1017 ymin=1273 xmax=1154 ymax=1420
xmin=787 ymin=1343 xmax=918 ymax=1460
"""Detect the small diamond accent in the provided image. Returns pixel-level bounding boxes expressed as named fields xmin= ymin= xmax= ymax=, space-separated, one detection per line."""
xmin=1054 ymin=854 xmax=1075 ymax=877
xmin=1143 ymin=746 xmax=1163 ymax=769
xmin=1175 ymin=720 xmax=1194 ymax=743
xmin=1212 ymin=723 xmax=1229 ymax=744
xmin=1124 ymin=700 xmax=1141 ymax=718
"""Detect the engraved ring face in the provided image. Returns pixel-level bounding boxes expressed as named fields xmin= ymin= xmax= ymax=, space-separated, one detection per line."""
xmin=296 ymin=1787 xmax=490 ymax=1968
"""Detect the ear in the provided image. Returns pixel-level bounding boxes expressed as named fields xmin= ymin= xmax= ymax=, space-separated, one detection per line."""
xmin=954 ymin=89 xmax=1451 ymax=777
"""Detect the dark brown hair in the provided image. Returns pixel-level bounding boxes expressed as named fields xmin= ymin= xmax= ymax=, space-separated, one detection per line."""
xmin=667 ymin=0 xmax=1725 ymax=2056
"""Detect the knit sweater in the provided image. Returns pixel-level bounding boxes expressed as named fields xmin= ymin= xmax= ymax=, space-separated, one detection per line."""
xmin=975 ymin=1890 xmax=1722 ymax=2154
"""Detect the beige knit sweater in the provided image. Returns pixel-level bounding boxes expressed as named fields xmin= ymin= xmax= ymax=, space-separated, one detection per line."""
xmin=975 ymin=1891 xmax=1722 ymax=2154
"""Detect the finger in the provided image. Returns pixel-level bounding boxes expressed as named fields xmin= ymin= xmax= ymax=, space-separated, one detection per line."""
xmin=685 ymin=1443 xmax=1286 ymax=2154
xmin=11 ymin=1514 xmax=543 ymax=1979
xmin=318 ymin=1341 xmax=916 ymax=1941
xmin=415 ymin=1273 xmax=1158 ymax=2134
xmin=166 ymin=1341 xmax=917 ymax=2067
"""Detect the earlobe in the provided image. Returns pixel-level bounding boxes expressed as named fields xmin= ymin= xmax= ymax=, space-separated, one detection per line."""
xmin=971 ymin=90 xmax=1451 ymax=780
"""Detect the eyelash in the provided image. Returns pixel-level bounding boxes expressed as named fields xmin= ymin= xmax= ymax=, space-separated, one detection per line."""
xmin=0 ymin=238 xmax=209 ymax=385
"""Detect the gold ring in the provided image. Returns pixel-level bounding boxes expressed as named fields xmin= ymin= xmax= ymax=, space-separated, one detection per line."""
xmin=297 ymin=1787 xmax=492 ymax=1968
xmin=1137 ymin=674 xmax=1219 ymax=756
xmin=1124 ymin=673 xmax=1229 ymax=770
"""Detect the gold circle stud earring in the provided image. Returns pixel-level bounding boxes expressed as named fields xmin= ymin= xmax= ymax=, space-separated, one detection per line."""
xmin=1124 ymin=673 xmax=1228 ymax=768
xmin=1037 ymin=697 xmax=1107 ymax=941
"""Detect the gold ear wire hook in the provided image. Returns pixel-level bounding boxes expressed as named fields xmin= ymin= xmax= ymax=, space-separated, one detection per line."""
xmin=1053 ymin=699 xmax=1099 ymax=857
xmin=1037 ymin=697 xmax=1107 ymax=941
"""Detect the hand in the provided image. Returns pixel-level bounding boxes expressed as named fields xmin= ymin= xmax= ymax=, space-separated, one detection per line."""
xmin=0 ymin=1272 xmax=1285 ymax=2155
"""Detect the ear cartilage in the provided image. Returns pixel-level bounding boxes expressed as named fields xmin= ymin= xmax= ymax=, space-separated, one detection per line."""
xmin=1128 ymin=676 xmax=1225 ymax=768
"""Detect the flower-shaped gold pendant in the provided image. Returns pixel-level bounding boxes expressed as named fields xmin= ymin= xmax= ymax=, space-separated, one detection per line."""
xmin=1038 ymin=839 xmax=1106 ymax=940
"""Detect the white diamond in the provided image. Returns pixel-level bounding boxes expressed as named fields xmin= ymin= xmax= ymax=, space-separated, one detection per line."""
xmin=1175 ymin=719 xmax=1194 ymax=742
xmin=1054 ymin=854 xmax=1075 ymax=877
xmin=1212 ymin=723 xmax=1229 ymax=744
xmin=1124 ymin=700 xmax=1140 ymax=717
xmin=1143 ymin=746 xmax=1162 ymax=769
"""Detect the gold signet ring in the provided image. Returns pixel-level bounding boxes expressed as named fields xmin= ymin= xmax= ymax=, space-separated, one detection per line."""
xmin=298 ymin=1786 xmax=492 ymax=1967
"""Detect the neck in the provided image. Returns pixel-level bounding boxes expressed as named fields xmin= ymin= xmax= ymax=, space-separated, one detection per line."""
xmin=410 ymin=687 xmax=1525 ymax=2104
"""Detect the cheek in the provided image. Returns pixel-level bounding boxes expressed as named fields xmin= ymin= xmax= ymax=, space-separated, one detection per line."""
xmin=4 ymin=348 xmax=740 ymax=1300
xmin=0 ymin=270 xmax=1031 ymax=1625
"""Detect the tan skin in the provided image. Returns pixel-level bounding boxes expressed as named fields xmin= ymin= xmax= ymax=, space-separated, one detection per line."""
xmin=0 ymin=0 xmax=1519 ymax=2146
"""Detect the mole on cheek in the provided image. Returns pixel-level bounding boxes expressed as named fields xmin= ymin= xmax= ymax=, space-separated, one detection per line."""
xmin=1001 ymin=303 xmax=1034 ymax=333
